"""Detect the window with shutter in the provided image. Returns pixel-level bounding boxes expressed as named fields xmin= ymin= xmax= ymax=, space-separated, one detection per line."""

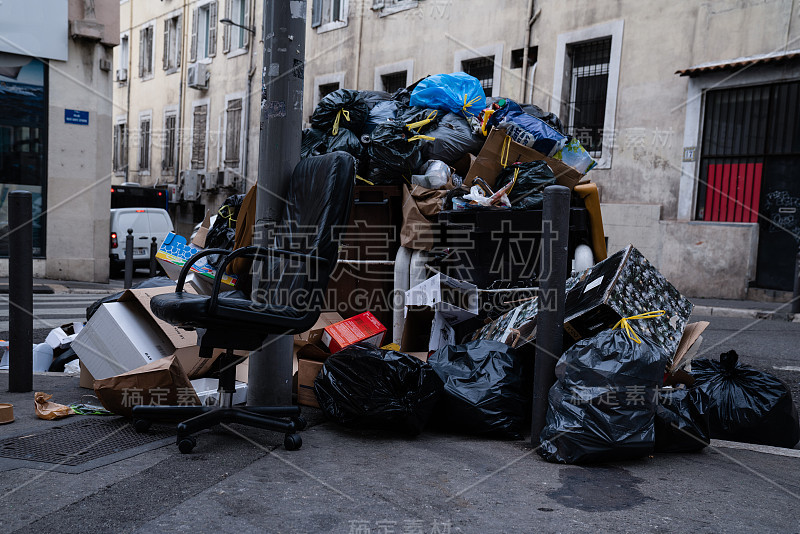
xmin=242 ymin=0 xmax=251 ymax=47
xmin=138 ymin=28 xmax=145 ymax=78
xmin=224 ymin=98 xmax=243 ymax=168
xmin=139 ymin=115 xmax=151 ymax=172
xmin=208 ymin=1 xmax=217 ymax=57
xmin=163 ymin=20 xmax=170 ymax=70
xmin=190 ymin=8 xmax=198 ymax=62
xmin=315 ymin=0 xmax=349 ymax=31
xmin=191 ymin=105 xmax=208 ymax=169
xmin=222 ymin=0 xmax=231 ymax=54
xmin=162 ymin=113 xmax=177 ymax=171
xmin=312 ymin=0 xmax=322 ymax=28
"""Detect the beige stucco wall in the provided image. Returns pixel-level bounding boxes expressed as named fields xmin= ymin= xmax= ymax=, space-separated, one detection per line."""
xmin=0 ymin=0 xmax=118 ymax=281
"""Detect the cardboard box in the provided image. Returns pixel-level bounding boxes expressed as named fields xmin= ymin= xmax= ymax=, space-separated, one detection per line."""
xmin=471 ymin=296 xmax=539 ymax=348
xmin=45 ymin=322 xmax=83 ymax=350
xmin=405 ymin=274 xmax=479 ymax=325
xmin=401 ymin=307 xmax=455 ymax=356
xmin=465 ymin=127 xmax=583 ymax=190
xmin=320 ymin=312 xmax=387 ymax=353
xmin=72 ymin=286 xmax=218 ymax=380
xmin=297 ymin=358 xmax=324 ymax=408
xmin=191 ymin=210 xmax=212 ymax=248
xmin=191 ymin=378 xmax=248 ymax=406
xmin=156 ymin=232 xmax=238 ymax=288
xmin=79 ymin=361 xmax=95 ymax=389
xmin=563 ymin=245 xmax=693 ymax=357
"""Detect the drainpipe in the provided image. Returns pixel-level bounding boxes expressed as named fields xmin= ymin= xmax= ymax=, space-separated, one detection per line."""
xmin=175 ymin=0 xmax=188 ymax=186
xmin=520 ymin=0 xmax=538 ymax=102
xmin=242 ymin=0 xmax=256 ymax=189
xmin=125 ymin=3 xmax=133 ymax=181
xmin=392 ymin=246 xmax=413 ymax=345
xmin=353 ymin=0 xmax=365 ymax=88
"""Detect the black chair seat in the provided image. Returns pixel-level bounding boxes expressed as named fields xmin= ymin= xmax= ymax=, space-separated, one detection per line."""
xmin=151 ymin=290 xmax=305 ymax=331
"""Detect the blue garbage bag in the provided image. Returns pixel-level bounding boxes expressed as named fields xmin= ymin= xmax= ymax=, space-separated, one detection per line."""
xmin=488 ymin=99 xmax=568 ymax=156
xmin=410 ymin=72 xmax=486 ymax=119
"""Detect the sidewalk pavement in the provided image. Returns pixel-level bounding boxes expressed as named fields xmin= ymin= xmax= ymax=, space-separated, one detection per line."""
xmin=2 ymin=372 xmax=800 ymax=533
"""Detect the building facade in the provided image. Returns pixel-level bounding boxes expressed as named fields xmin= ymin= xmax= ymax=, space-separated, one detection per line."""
xmin=116 ymin=0 xmax=800 ymax=299
xmin=114 ymin=0 xmax=258 ymax=238
xmin=0 ymin=0 xmax=118 ymax=282
xmin=303 ymin=0 xmax=800 ymax=299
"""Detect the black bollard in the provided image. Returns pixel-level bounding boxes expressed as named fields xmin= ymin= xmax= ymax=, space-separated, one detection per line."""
xmin=531 ymin=185 xmax=571 ymax=446
xmin=124 ymin=228 xmax=134 ymax=289
xmin=8 ymin=191 xmax=33 ymax=392
xmin=149 ymin=237 xmax=158 ymax=277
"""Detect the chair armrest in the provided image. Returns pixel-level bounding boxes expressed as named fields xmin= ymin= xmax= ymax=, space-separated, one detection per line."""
xmin=208 ymin=246 xmax=330 ymax=313
xmin=174 ymin=248 xmax=234 ymax=293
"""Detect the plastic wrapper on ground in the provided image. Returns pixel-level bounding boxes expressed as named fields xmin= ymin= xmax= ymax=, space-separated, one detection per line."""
xmin=313 ymin=343 xmax=443 ymax=436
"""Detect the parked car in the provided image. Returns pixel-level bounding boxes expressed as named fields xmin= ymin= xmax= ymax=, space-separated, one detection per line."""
xmin=109 ymin=207 xmax=174 ymax=276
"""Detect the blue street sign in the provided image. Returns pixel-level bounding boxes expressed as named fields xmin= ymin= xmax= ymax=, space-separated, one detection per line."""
xmin=65 ymin=109 xmax=89 ymax=125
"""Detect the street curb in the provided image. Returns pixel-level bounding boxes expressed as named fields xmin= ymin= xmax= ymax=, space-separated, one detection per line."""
xmin=694 ymin=305 xmax=797 ymax=322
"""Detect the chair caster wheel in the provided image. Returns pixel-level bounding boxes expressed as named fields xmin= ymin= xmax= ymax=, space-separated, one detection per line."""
xmin=292 ymin=416 xmax=307 ymax=431
xmin=284 ymin=433 xmax=302 ymax=451
xmin=133 ymin=419 xmax=151 ymax=433
xmin=178 ymin=436 xmax=197 ymax=454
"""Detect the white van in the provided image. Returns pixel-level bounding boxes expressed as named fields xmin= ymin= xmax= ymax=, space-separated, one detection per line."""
xmin=109 ymin=207 xmax=174 ymax=275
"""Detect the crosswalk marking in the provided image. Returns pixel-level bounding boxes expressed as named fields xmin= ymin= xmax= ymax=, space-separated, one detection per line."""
xmin=0 ymin=291 xmax=117 ymax=334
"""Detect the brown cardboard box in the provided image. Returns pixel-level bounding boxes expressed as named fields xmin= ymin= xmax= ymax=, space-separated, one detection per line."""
xmin=297 ymin=358 xmax=324 ymax=408
xmin=72 ymin=286 xmax=219 ymax=380
xmin=79 ymin=361 xmax=95 ymax=389
xmin=465 ymin=127 xmax=583 ymax=190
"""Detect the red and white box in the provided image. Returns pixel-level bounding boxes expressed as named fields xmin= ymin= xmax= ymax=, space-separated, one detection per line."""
xmin=320 ymin=312 xmax=387 ymax=353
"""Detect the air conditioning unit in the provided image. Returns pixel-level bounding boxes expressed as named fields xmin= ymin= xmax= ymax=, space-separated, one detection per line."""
xmin=187 ymin=63 xmax=208 ymax=90
xmin=219 ymin=168 xmax=238 ymax=188
xmin=180 ymin=170 xmax=200 ymax=201
xmin=116 ymin=68 xmax=127 ymax=82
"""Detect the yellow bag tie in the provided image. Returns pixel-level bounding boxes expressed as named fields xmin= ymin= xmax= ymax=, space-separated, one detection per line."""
xmin=461 ymin=94 xmax=482 ymax=119
xmin=405 ymin=110 xmax=438 ymax=132
xmin=507 ymin=167 xmax=520 ymax=195
xmin=218 ymin=204 xmax=237 ymax=228
xmin=500 ymin=135 xmax=512 ymax=169
xmin=331 ymin=109 xmax=351 ymax=136
xmin=407 ymin=134 xmax=435 ymax=142
xmin=612 ymin=310 xmax=666 ymax=344
xmin=356 ymin=175 xmax=375 ymax=185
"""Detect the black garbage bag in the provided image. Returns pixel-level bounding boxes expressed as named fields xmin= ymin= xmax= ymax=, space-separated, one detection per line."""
xmin=86 ymin=276 xmax=175 ymax=320
xmin=692 ymin=350 xmax=800 ymax=448
xmin=495 ymin=161 xmax=556 ymax=209
xmin=423 ymin=112 xmax=485 ymax=165
xmin=428 ymin=340 xmax=528 ymax=439
xmin=367 ymin=119 xmax=425 ymax=184
xmin=358 ymin=90 xmax=392 ymax=110
xmin=314 ymin=343 xmax=443 ymax=436
xmin=364 ymin=100 xmax=405 ymax=135
xmin=301 ymin=128 xmax=327 ymax=159
xmin=539 ymin=328 xmax=669 ymax=464
xmin=49 ymin=347 xmax=78 ymax=373
xmin=325 ymin=128 xmax=364 ymax=159
xmin=206 ymin=193 xmax=245 ymax=268
xmin=310 ymin=89 xmax=369 ymax=136
xmin=654 ymin=387 xmax=711 ymax=453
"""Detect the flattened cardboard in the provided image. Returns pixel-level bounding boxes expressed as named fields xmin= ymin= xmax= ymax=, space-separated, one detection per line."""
xmin=671 ymin=321 xmax=710 ymax=371
xmin=465 ymin=127 xmax=583 ymax=190
xmin=93 ymin=355 xmax=200 ymax=417
xmin=191 ymin=210 xmax=212 ymax=248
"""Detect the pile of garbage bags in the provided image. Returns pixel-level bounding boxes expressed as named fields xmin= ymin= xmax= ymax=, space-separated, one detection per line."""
xmin=302 ymin=71 xmax=594 ymax=204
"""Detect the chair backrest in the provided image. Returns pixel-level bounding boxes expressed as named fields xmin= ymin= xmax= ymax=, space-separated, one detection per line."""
xmin=261 ymin=151 xmax=355 ymax=308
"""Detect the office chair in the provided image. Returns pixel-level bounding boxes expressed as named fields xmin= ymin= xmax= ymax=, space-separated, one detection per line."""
xmin=132 ymin=152 xmax=356 ymax=453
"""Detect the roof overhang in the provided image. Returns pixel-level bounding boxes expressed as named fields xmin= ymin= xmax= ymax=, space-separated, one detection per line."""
xmin=676 ymin=49 xmax=800 ymax=77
